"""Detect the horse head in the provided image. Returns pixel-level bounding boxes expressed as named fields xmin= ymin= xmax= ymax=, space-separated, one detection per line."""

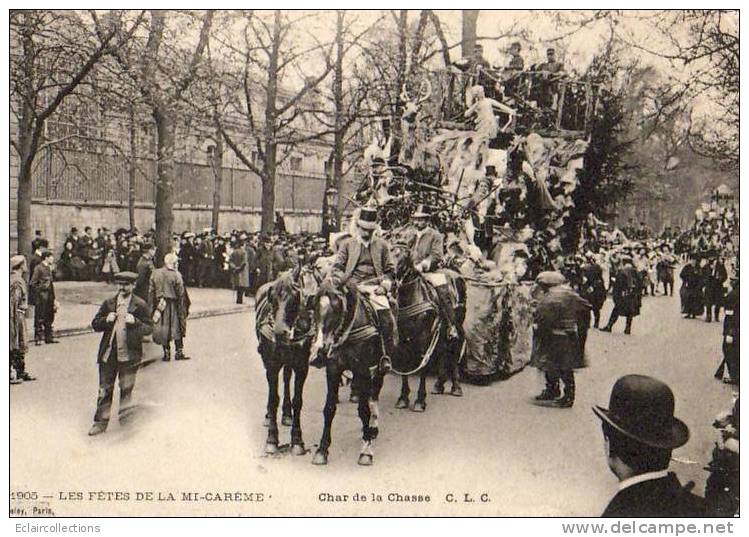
xmin=268 ymin=262 xmax=319 ymax=345
xmin=389 ymin=230 xmax=417 ymax=283
xmin=311 ymin=278 xmax=352 ymax=359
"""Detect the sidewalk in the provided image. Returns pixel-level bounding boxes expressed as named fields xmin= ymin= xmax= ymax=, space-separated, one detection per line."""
xmin=31 ymin=281 xmax=254 ymax=339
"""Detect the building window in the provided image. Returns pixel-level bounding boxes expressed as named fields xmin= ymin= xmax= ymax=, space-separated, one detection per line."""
xmin=290 ymin=156 xmax=303 ymax=172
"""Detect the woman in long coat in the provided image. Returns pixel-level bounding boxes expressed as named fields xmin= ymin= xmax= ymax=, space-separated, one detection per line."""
xmin=680 ymin=256 xmax=704 ymax=318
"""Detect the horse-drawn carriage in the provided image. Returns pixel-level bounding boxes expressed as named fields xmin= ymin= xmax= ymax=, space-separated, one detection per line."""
xmin=252 ymin=61 xmax=603 ymax=466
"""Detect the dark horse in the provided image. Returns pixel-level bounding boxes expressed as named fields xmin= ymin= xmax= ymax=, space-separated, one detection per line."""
xmin=255 ymin=264 xmax=318 ymax=456
xmin=391 ymin=242 xmax=467 ymax=412
xmin=310 ymin=280 xmax=387 ymax=466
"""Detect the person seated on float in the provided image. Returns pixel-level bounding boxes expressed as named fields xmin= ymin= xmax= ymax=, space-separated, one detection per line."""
xmin=409 ymin=205 xmax=461 ymax=340
xmin=314 ymin=207 xmax=398 ymax=367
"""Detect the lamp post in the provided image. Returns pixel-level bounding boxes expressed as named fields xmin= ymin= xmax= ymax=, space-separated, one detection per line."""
xmin=323 ymin=187 xmax=339 ymax=238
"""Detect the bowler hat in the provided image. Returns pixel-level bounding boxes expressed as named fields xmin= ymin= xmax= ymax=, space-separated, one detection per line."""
xmin=357 ymin=207 xmax=379 ymax=230
xmin=593 ymin=375 xmax=689 ymax=450
xmin=114 ymin=271 xmax=138 ymax=284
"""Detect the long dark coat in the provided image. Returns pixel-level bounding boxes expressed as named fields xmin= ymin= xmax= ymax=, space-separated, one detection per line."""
xmin=580 ymin=262 xmax=606 ymax=311
xmin=602 ymin=473 xmax=710 ymax=517
xmin=612 ymin=265 xmax=640 ymax=317
xmin=680 ymin=264 xmax=704 ymax=316
xmin=703 ymin=261 xmax=727 ymax=306
xmin=531 ymin=286 xmax=591 ymax=373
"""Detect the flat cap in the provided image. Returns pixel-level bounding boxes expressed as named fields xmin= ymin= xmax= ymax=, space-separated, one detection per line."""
xmin=535 ymin=271 xmax=566 ymax=287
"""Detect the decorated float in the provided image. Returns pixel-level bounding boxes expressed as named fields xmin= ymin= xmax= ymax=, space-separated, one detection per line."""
xmin=349 ymin=62 xmax=604 ymax=382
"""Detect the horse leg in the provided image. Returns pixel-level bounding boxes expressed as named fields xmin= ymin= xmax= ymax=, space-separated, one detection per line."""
xmin=395 ymin=375 xmax=410 ymax=409
xmin=412 ymin=370 xmax=427 ymax=412
xmin=312 ymin=364 xmax=341 ymax=465
xmin=449 ymin=337 xmax=464 ymax=397
xmin=264 ymin=364 xmax=281 ymax=455
xmin=290 ymin=359 xmax=309 ymax=456
xmin=356 ymin=372 xmax=375 ymax=466
xmin=432 ymin=342 xmax=447 ymax=395
xmin=281 ymin=364 xmax=293 ymax=426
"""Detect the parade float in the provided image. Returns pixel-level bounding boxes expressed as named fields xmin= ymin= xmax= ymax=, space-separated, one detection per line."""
xmin=352 ymin=62 xmax=604 ymax=382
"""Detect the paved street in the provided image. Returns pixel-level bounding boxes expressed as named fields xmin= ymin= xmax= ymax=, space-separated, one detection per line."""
xmin=10 ymin=289 xmax=735 ymax=517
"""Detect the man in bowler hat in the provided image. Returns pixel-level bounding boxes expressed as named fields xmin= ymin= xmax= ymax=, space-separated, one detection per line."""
xmin=89 ymin=272 xmax=152 ymax=436
xmin=593 ymin=375 xmax=710 ymax=517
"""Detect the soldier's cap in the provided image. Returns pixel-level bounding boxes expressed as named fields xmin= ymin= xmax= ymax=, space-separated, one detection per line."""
xmin=535 ymin=271 xmax=566 ymax=287
xmin=114 ymin=271 xmax=138 ymax=284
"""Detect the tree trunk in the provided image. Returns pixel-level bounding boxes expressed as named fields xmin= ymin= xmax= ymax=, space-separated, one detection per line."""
xmin=16 ymin=161 xmax=33 ymax=261
xmin=128 ymin=107 xmax=137 ymax=230
xmin=261 ymin=10 xmax=281 ymax=234
xmin=261 ymin=144 xmax=277 ymax=233
xmin=153 ymin=107 xmax=176 ymax=266
xmin=390 ymin=10 xmax=408 ymax=162
xmin=461 ymin=10 xmax=479 ymax=57
xmin=325 ymin=9 xmax=345 ymax=235
xmin=211 ymin=126 xmax=224 ymax=233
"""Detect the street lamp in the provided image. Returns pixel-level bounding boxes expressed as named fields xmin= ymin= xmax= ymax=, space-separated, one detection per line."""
xmin=324 ymin=187 xmax=339 ymax=236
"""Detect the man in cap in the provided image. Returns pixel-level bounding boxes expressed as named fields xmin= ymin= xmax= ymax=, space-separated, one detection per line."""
xmin=150 ymin=252 xmax=191 ymax=361
xmin=10 ymin=255 xmax=35 ymax=384
xmin=702 ymin=254 xmax=727 ymax=322
xmin=410 ymin=205 xmax=460 ymax=340
xmin=229 ymin=237 xmax=250 ymax=304
xmin=326 ymin=206 xmax=397 ymax=366
xmin=88 ymin=272 xmax=152 ymax=436
xmin=30 ymin=251 xmax=59 ymax=344
xmin=134 ymin=243 xmax=156 ymax=304
xmin=600 ymin=255 xmax=639 ymax=334
xmin=580 ymin=252 xmax=606 ymax=329
xmin=530 ymin=271 xmax=591 ymax=407
xmin=594 ymin=375 xmax=710 ymax=517
xmin=656 ymin=243 xmax=676 ymax=296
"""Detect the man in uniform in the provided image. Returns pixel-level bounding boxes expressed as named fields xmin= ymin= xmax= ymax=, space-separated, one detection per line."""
xmin=150 ymin=252 xmax=191 ymax=361
xmin=600 ymin=255 xmax=640 ymax=335
xmin=30 ymin=251 xmax=59 ymax=345
xmin=594 ymin=375 xmax=710 ymax=517
xmin=715 ymin=271 xmax=738 ymax=384
xmin=88 ymin=271 xmax=152 ymax=436
xmin=530 ymin=271 xmax=591 ymax=408
xmin=10 ymin=255 xmax=35 ymax=384
xmin=410 ymin=205 xmax=460 ymax=340
xmin=324 ymin=206 xmax=398 ymax=366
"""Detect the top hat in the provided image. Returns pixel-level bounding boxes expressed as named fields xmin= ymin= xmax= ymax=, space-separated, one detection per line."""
xmin=593 ymin=375 xmax=689 ymax=450
xmin=357 ymin=207 xmax=379 ymax=230
xmin=114 ymin=271 xmax=138 ymax=284
xmin=412 ymin=204 xmax=431 ymax=219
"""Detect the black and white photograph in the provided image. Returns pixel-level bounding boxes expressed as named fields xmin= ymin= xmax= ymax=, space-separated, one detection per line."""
xmin=7 ymin=6 xmax=741 ymax=521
